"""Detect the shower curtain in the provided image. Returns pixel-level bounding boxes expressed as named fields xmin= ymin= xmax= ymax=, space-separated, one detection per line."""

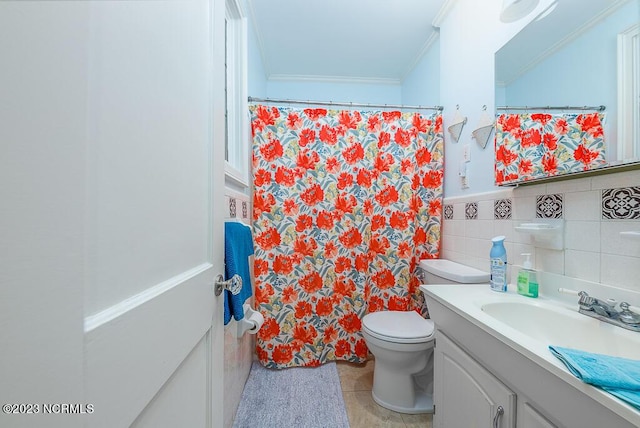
xmin=250 ymin=105 xmax=444 ymax=368
xmin=495 ymin=112 xmax=606 ymax=185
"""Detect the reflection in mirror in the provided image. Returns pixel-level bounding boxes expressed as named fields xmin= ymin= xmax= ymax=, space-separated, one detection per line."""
xmin=495 ymin=0 xmax=640 ymax=184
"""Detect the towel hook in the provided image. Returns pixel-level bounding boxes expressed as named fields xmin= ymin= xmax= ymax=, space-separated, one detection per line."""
xmin=215 ymin=274 xmax=242 ymax=296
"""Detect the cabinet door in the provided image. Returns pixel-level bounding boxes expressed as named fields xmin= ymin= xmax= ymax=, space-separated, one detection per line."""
xmin=434 ymin=332 xmax=516 ymax=428
xmin=520 ymin=402 xmax=558 ymax=428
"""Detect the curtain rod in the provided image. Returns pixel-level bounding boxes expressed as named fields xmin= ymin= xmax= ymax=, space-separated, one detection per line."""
xmin=248 ymin=96 xmax=444 ymax=112
xmin=496 ymin=105 xmax=606 ymax=112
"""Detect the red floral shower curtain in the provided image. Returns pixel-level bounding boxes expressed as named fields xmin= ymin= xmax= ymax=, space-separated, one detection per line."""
xmin=495 ymin=112 xmax=606 ymax=185
xmin=250 ymin=105 xmax=444 ymax=368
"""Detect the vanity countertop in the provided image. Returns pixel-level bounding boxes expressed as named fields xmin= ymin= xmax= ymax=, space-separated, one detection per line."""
xmin=420 ymin=283 xmax=640 ymax=426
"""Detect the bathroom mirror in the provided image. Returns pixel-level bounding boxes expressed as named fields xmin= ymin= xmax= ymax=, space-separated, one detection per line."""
xmin=495 ymin=0 xmax=640 ymax=185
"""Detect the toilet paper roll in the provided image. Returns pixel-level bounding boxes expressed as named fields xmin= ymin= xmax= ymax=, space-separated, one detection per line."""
xmin=237 ymin=306 xmax=264 ymax=336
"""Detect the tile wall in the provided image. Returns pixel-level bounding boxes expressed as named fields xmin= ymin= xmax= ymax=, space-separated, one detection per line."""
xmin=223 ymin=191 xmax=254 ymax=428
xmin=441 ymin=169 xmax=640 ymax=293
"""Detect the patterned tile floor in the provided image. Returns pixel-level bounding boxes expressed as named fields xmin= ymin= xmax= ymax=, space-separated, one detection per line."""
xmin=336 ymin=360 xmax=433 ymax=428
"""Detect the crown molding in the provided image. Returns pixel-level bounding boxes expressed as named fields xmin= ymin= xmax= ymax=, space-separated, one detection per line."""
xmin=432 ymin=0 xmax=459 ymax=28
xmin=226 ymin=0 xmax=244 ymax=18
xmin=503 ymin=0 xmax=629 ymax=86
xmin=267 ymin=74 xmax=401 ymax=86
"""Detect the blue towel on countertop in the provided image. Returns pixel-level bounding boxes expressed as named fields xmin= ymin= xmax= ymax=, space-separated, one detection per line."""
xmin=224 ymin=221 xmax=254 ymax=325
xmin=549 ymin=345 xmax=640 ymax=410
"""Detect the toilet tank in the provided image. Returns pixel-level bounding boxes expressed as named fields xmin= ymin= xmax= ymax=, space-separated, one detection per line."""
xmin=418 ymin=259 xmax=489 ymax=284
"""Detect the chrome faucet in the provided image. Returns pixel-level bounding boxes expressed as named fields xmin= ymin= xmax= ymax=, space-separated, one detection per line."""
xmin=576 ymin=291 xmax=640 ymax=332
xmin=578 ymin=292 xmax=617 ymax=317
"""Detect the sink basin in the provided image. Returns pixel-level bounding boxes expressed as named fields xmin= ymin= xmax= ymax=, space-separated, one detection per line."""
xmin=481 ymin=301 xmax=640 ymax=360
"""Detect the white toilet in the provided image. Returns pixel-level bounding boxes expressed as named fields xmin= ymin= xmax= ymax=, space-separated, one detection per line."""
xmin=361 ymin=259 xmax=490 ymax=414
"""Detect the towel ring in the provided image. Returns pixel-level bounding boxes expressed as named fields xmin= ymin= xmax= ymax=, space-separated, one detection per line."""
xmin=215 ymin=274 xmax=242 ymax=296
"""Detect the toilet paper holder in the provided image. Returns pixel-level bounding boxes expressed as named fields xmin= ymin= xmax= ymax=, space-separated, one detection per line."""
xmin=237 ymin=303 xmax=264 ymax=336
xmin=214 ymin=274 xmax=242 ymax=296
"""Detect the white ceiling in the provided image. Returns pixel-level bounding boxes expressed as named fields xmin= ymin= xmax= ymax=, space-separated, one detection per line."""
xmin=248 ymin=0 xmax=635 ymax=85
xmin=246 ymin=0 xmax=447 ymax=84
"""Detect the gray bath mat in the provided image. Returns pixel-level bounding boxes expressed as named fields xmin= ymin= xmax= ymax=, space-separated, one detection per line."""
xmin=232 ymin=361 xmax=350 ymax=428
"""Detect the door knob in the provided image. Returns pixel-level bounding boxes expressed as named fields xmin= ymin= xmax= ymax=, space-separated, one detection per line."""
xmin=214 ymin=274 xmax=242 ymax=296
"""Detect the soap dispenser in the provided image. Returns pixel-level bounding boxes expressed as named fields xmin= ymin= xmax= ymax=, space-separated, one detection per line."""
xmin=517 ymin=253 xmax=538 ymax=298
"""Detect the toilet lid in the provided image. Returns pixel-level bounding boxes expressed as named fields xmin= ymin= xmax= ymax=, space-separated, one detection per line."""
xmin=362 ymin=311 xmax=434 ymax=343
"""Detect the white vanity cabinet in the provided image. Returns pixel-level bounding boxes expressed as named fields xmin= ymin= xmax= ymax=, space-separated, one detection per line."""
xmin=519 ymin=402 xmax=558 ymax=428
xmin=434 ymin=330 xmax=560 ymax=428
xmin=423 ymin=285 xmax=640 ymax=428
xmin=434 ymin=331 xmax=516 ymax=428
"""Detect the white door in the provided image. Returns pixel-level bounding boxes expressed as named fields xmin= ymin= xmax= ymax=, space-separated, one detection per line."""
xmin=0 ymin=1 xmax=226 ymax=428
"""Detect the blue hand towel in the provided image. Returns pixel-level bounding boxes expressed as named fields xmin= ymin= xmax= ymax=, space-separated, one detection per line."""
xmin=224 ymin=222 xmax=254 ymax=325
xmin=549 ymin=345 xmax=640 ymax=410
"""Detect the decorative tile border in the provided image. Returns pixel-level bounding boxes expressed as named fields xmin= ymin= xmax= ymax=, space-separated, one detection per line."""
xmin=229 ymin=197 xmax=237 ymax=218
xmin=494 ymin=199 xmax=512 ymax=220
xmin=536 ymin=194 xmax=563 ymax=219
xmin=602 ymin=187 xmax=640 ymax=220
xmin=242 ymin=201 xmax=248 ymax=219
xmin=465 ymin=202 xmax=478 ymax=220
xmin=444 ymin=204 xmax=454 ymax=220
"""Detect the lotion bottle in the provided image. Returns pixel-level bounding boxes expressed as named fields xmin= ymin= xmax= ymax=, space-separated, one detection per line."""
xmin=517 ymin=253 xmax=538 ymax=298
xmin=490 ymin=236 xmax=507 ymax=292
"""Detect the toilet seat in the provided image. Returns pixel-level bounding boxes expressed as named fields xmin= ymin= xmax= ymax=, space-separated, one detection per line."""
xmin=362 ymin=311 xmax=434 ymax=344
